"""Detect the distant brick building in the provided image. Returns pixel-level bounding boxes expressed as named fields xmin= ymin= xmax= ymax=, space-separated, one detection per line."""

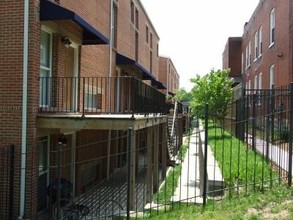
xmin=0 ymin=0 xmax=184 ymax=219
xmin=158 ymin=56 xmax=180 ymax=95
xmin=223 ymin=0 xmax=293 ymax=90
xmin=222 ymin=37 xmax=242 ymax=86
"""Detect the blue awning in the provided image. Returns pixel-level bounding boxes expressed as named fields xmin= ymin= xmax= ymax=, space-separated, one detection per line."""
xmin=40 ymin=0 xmax=109 ymax=45
xmin=116 ymin=53 xmax=156 ymax=81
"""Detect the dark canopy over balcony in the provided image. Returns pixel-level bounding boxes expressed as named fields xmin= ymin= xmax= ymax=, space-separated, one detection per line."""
xmin=116 ymin=53 xmax=166 ymax=90
xmin=40 ymin=0 xmax=109 ymax=45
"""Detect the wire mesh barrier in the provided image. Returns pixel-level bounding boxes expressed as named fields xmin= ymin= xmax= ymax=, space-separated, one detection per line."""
xmin=1 ymin=85 xmax=293 ymax=219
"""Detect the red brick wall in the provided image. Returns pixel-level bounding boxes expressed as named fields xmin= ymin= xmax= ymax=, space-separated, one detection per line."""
xmin=0 ymin=0 xmax=40 ymax=218
xmin=158 ymin=57 xmax=180 ymax=94
xmin=116 ymin=0 xmax=160 ymax=78
xmin=222 ymin=37 xmax=242 ymax=77
xmin=241 ymin=0 xmax=292 ymax=88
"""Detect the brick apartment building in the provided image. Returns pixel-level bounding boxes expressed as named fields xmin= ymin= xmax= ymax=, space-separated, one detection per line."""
xmin=223 ymin=0 xmax=293 ymax=90
xmin=0 ymin=0 xmax=184 ymax=219
xmin=158 ymin=56 xmax=180 ymax=95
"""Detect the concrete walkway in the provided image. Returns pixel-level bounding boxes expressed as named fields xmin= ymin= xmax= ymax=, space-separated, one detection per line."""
xmin=171 ymin=129 xmax=203 ymax=203
xmin=247 ymin=134 xmax=291 ymax=173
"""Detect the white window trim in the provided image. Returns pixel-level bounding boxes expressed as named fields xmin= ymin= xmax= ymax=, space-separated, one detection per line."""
xmin=84 ymin=84 xmax=103 ymax=110
xmin=39 ymin=28 xmax=53 ymax=108
xmin=269 ymin=65 xmax=275 ymax=88
xmin=269 ymin=8 xmax=275 ymax=47
xmin=258 ymin=26 xmax=263 ymax=58
xmin=254 ymin=31 xmax=258 ymax=61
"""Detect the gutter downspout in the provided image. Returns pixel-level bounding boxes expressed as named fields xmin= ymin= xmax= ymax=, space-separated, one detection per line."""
xmin=108 ymin=0 xmax=114 ymax=112
xmin=19 ymin=0 xmax=29 ymax=219
xmin=106 ymin=0 xmax=114 ymax=179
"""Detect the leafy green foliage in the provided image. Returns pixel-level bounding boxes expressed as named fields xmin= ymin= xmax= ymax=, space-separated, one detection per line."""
xmin=190 ymin=69 xmax=233 ymax=120
xmin=173 ymin=88 xmax=192 ymax=102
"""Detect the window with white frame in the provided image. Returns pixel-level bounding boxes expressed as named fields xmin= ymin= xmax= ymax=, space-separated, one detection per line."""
xmin=245 ymin=45 xmax=249 ymax=68
xmin=40 ymin=30 xmax=52 ymax=107
xmin=258 ymin=73 xmax=263 ymax=105
xmin=84 ymin=85 xmax=102 ymax=109
xmin=254 ymin=31 xmax=258 ymax=60
xmin=248 ymin=41 xmax=251 ymax=66
xmin=258 ymin=26 xmax=263 ymax=56
xmin=254 ymin=75 xmax=258 ymax=90
xmin=259 ymin=73 xmax=262 ymax=90
xmin=269 ymin=8 xmax=275 ymax=46
xmin=269 ymin=65 xmax=275 ymax=88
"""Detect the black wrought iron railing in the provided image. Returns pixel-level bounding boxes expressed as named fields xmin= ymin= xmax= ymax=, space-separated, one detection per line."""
xmin=38 ymin=76 xmax=167 ymax=115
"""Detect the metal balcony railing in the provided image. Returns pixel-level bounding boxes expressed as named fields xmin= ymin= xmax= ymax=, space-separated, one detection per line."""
xmin=38 ymin=76 xmax=167 ymax=116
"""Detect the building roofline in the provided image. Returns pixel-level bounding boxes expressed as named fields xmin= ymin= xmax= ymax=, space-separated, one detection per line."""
xmin=137 ymin=0 xmax=160 ymax=40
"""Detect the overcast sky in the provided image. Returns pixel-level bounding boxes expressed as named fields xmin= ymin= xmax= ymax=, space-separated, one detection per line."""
xmin=140 ymin=0 xmax=259 ymax=91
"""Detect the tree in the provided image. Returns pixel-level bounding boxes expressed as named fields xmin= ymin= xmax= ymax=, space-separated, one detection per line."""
xmin=190 ymin=69 xmax=233 ymax=121
xmin=174 ymin=88 xmax=192 ymax=102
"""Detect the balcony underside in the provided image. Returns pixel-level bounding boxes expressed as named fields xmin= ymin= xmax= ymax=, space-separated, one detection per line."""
xmin=37 ymin=113 xmax=167 ymax=134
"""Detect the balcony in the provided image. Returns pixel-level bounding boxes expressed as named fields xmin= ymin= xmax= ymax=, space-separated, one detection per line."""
xmin=38 ymin=76 xmax=167 ymax=116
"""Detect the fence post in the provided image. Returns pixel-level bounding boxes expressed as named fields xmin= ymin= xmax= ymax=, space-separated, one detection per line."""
xmin=82 ymin=77 xmax=85 ymax=117
xmin=56 ymin=142 xmax=62 ymax=220
xmin=131 ymin=77 xmax=135 ymax=117
xmin=8 ymin=145 xmax=14 ymax=220
xmin=126 ymin=127 xmax=132 ymax=219
xmin=271 ymin=85 xmax=275 ymax=144
xmin=252 ymin=94 xmax=256 ymax=150
xmin=288 ymin=83 xmax=293 ymax=186
xmin=203 ymin=103 xmax=208 ymax=207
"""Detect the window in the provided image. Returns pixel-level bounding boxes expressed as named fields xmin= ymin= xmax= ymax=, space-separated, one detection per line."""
xmin=258 ymin=26 xmax=263 ymax=56
xmin=38 ymin=137 xmax=49 ymax=211
xmin=245 ymin=45 xmax=249 ymax=68
xmin=258 ymin=73 xmax=262 ymax=105
xmin=146 ymin=25 xmax=149 ymax=43
xmin=254 ymin=31 xmax=258 ymax=60
xmin=150 ymin=50 xmax=152 ymax=72
xmin=269 ymin=65 xmax=275 ymax=88
xmin=254 ymin=75 xmax=258 ymax=90
xmin=84 ymin=85 xmax=102 ymax=109
xmin=40 ymin=30 xmax=52 ymax=107
xmin=39 ymin=137 xmax=48 ymax=174
xmin=248 ymin=41 xmax=251 ymax=66
xmin=246 ymin=80 xmax=251 ymax=94
xmin=259 ymin=73 xmax=262 ymax=90
xmin=135 ymin=31 xmax=139 ymax=61
xmin=130 ymin=1 xmax=134 ymax=23
xmin=150 ymin=32 xmax=153 ymax=48
xmin=269 ymin=8 xmax=275 ymax=46
xmin=157 ymin=43 xmax=159 ymax=57
xmin=135 ymin=8 xmax=139 ymax=29
xmin=245 ymin=42 xmax=251 ymax=68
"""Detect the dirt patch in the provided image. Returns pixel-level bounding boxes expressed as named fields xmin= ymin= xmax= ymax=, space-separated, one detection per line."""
xmin=245 ymin=200 xmax=293 ymax=220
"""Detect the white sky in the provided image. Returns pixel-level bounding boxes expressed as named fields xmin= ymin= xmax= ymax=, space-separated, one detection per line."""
xmin=140 ymin=0 xmax=259 ymax=91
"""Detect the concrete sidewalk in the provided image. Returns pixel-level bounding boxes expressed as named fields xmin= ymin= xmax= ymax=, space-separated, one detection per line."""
xmin=247 ymin=134 xmax=291 ymax=173
xmin=171 ymin=129 xmax=203 ymax=203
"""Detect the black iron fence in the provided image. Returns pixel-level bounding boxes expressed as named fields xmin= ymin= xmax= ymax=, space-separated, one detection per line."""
xmin=2 ymin=85 xmax=293 ymax=219
xmin=39 ymin=76 xmax=167 ymax=116
xmin=0 ymin=145 xmax=14 ymax=220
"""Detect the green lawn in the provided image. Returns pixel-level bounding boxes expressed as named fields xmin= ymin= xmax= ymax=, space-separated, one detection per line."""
xmin=146 ymin=122 xmax=292 ymax=220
